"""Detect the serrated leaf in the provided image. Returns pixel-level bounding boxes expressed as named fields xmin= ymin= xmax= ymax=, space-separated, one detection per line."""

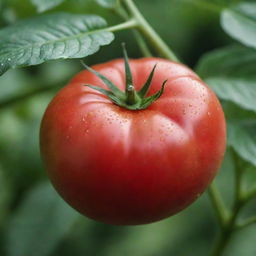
xmin=96 ymin=0 xmax=117 ymax=9
xmin=228 ymin=121 xmax=256 ymax=167
xmin=0 ymin=13 xmax=114 ymax=76
xmin=6 ymin=182 xmax=79 ymax=256
xmin=221 ymin=2 xmax=256 ymax=48
xmin=223 ymin=102 xmax=256 ymax=167
xmin=196 ymin=46 xmax=256 ymax=113
xmin=31 ymin=0 xmax=65 ymax=12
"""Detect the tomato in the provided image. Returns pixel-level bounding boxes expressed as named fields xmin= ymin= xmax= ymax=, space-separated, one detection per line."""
xmin=40 ymin=57 xmax=226 ymax=225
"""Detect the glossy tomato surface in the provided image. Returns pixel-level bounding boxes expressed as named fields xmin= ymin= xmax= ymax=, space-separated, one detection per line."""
xmin=40 ymin=58 xmax=226 ymax=225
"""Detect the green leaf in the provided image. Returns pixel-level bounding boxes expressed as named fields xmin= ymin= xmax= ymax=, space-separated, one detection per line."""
xmin=196 ymin=46 xmax=256 ymax=113
xmin=224 ymin=103 xmax=256 ymax=167
xmin=221 ymin=2 xmax=256 ymax=48
xmin=31 ymin=0 xmax=65 ymax=12
xmin=96 ymin=0 xmax=117 ymax=9
xmin=0 ymin=13 xmax=114 ymax=76
xmin=6 ymin=182 xmax=79 ymax=256
xmin=227 ymin=120 xmax=256 ymax=167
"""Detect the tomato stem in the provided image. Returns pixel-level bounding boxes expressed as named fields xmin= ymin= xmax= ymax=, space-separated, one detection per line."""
xmin=208 ymin=183 xmax=229 ymax=228
xmin=122 ymin=0 xmax=180 ymax=62
xmin=114 ymin=4 xmax=153 ymax=57
xmin=209 ymin=149 xmax=253 ymax=256
xmin=106 ymin=18 xmax=138 ymax=33
xmin=82 ymin=45 xmax=167 ymax=111
xmin=235 ymin=216 xmax=256 ymax=230
xmin=126 ymin=85 xmax=137 ymax=105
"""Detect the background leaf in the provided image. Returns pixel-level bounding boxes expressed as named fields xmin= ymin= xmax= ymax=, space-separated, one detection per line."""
xmin=221 ymin=2 xmax=256 ymax=48
xmin=31 ymin=0 xmax=65 ymax=12
xmin=227 ymin=121 xmax=256 ymax=167
xmin=6 ymin=182 xmax=79 ymax=256
xmin=96 ymin=0 xmax=117 ymax=9
xmin=0 ymin=13 xmax=114 ymax=76
xmin=196 ymin=46 xmax=256 ymax=113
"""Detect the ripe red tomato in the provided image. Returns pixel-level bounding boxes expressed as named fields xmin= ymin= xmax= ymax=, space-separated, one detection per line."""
xmin=40 ymin=58 xmax=226 ymax=225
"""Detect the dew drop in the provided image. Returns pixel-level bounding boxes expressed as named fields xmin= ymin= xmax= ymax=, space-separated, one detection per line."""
xmin=160 ymin=137 xmax=165 ymax=142
xmin=7 ymin=58 xmax=11 ymax=61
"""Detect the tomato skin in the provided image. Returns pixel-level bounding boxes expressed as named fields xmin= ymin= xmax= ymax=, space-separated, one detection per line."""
xmin=40 ymin=58 xmax=226 ymax=225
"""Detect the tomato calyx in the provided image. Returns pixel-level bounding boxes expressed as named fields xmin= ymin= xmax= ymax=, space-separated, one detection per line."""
xmin=81 ymin=44 xmax=167 ymax=110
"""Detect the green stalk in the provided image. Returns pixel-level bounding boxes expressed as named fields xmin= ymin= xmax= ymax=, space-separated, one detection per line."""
xmin=241 ymin=187 xmax=256 ymax=203
xmin=106 ymin=19 xmax=138 ymax=32
xmin=114 ymin=5 xmax=152 ymax=57
xmin=236 ymin=216 xmax=256 ymax=230
xmin=208 ymin=183 xmax=229 ymax=228
xmin=122 ymin=0 xmax=179 ymax=62
xmin=210 ymin=150 xmax=244 ymax=256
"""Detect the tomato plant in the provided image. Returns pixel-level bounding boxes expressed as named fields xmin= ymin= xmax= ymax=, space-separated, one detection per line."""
xmin=0 ymin=0 xmax=256 ymax=256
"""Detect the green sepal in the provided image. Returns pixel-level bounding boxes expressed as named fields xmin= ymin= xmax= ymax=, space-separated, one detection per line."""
xmin=81 ymin=45 xmax=167 ymax=111
xmin=140 ymin=80 xmax=168 ymax=109
xmin=122 ymin=43 xmax=134 ymax=95
xmin=138 ymin=64 xmax=157 ymax=98
xmin=85 ymin=84 xmax=124 ymax=106
xmin=81 ymin=61 xmax=124 ymax=98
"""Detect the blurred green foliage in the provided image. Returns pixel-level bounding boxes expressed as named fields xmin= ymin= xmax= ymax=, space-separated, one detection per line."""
xmin=0 ymin=0 xmax=255 ymax=256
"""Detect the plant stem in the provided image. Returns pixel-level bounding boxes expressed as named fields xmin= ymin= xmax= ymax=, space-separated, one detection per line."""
xmin=115 ymin=5 xmax=152 ymax=57
xmin=122 ymin=0 xmax=179 ymax=62
xmin=236 ymin=216 xmax=256 ymax=230
xmin=208 ymin=183 xmax=229 ymax=228
xmin=131 ymin=30 xmax=152 ymax=57
xmin=210 ymin=199 xmax=241 ymax=256
xmin=209 ymin=150 xmax=244 ymax=256
xmin=242 ymin=187 xmax=256 ymax=202
xmin=106 ymin=19 xmax=138 ymax=33
xmin=210 ymin=230 xmax=232 ymax=256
